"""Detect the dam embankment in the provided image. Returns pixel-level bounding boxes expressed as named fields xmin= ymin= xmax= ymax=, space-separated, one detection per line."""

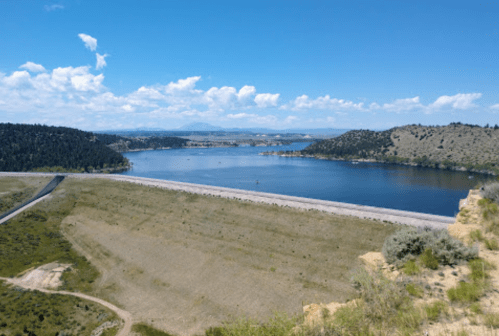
xmin=0 ymin=172 xmax=454 ymax=229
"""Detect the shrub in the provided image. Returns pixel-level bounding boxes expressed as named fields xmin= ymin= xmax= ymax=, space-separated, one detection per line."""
xmin=382 ymin=227 xmax=478 ymax=266
xmin=468 ymin=259 xmax=493 ymax=282
xmin=480 ymin=182 xmax=499 ymax=204
xmin=420 ymin=248 xmax=439 ymax=270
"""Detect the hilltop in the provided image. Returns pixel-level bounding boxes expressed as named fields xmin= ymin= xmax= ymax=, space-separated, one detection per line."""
xmin=299 ymin=123 xmax=499 ymax=175
xmin=0 ymin=123 xmax=130 ymax=172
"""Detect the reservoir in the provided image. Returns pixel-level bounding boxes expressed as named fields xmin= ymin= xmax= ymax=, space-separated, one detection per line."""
xmin=119 ymin=142 xmax=493 ymax=217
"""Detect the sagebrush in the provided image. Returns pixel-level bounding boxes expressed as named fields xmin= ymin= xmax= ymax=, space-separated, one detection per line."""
xmin=481 ymin=182 xmax=499 ymax=204
xmin=382 ymin=227 xmax=478 ymax=266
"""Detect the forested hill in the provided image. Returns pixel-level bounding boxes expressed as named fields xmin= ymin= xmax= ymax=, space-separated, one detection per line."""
xmin=300 ymin=123 xmax=499 ymax=175
xmin=95 ymin=133 xmax=188 ymax=152
xmin=0 ymin=123 xmax=129 ymax=172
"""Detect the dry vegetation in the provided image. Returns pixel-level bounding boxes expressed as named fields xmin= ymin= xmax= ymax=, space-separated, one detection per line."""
xmin=0 ymin=176 xmax=397 ymax=335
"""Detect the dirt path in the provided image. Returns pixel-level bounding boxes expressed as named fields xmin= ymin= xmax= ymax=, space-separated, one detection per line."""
xmin=0 ymin=277 xmax=133 ymax=336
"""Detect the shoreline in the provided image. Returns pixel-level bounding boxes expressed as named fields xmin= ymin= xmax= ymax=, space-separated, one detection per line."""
xmin=0 ymin=172 xmax=455 ymax=229
xmin=259 ymin=152 xmax=498 ymax=176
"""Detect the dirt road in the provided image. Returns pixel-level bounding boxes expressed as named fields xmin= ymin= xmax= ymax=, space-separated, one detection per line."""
xmin=0 ymin=276 xmax=133 ymax=336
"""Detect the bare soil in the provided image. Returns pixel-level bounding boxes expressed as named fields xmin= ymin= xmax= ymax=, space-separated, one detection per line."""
xmin=57 ymin=178 xmax=397 ymax=335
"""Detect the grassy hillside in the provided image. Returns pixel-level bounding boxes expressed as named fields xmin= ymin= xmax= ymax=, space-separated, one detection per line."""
xmin=301 ymin=123 xmax=499 ymax=174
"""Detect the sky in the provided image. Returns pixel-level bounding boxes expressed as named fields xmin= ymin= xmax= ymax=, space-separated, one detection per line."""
xmin=1 ymin=0 xmax=498 ymax=131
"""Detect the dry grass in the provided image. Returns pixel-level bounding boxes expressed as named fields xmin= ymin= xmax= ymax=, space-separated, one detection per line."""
xmin=0 ymin=176 xmax=51 ymax=213
xmin=55 ymin=177 xmax=397 ymax=335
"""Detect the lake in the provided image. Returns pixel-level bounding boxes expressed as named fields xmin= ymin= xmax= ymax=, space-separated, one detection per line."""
xmin=119 ymin=142 xmax=493 ymax=217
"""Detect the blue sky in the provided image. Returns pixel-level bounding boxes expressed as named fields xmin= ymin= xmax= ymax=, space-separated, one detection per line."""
xmin=1 ymin=1 xmax=498 ymax=131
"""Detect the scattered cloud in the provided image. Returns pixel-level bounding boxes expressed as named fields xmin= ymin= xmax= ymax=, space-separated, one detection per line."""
xmin=20 ymin=62 xmax=46 ymax=73
xmin=254 ymin=93 xmax=279 ymax=108
xmin=284 ymin=116 xmax=298 ymax=124
xmin=96 ymin=53 xmax=109 ymax=70
xmin=490 ymin=103 xmax=499 ymax=111
xmin=44 ymin=4 xmax=64 ymax=11
xmin=226 ymin=113 xmax=257 ymax=119
xmin=282 ymin=94 xmax=364 ymax=111
xmin=380 ymin=96 xmax=423 ymax=113
xmin=428 ymin=93 xmax=482 ymax=111
xmin=78 ymin=33 xmax=97 ymax=51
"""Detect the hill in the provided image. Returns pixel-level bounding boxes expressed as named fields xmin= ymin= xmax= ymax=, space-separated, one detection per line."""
xmin=0 ymin=123 xmax=129 ymax=172
xmin=300 ymin=123 xmax=499 ymax=175
xmin=94 ymin=133 xmax=188 ymax=152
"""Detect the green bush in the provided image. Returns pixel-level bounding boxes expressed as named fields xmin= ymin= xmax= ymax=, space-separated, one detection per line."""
xmin=469 ymin=229 xmax=484 ymax=242
xmin=484 ymin=313 xmax=499 ymax=329
xmin=480 ymin=182 xmax=499 ymax=204
xmin=382 ymin=227 xmax=478 ymax=266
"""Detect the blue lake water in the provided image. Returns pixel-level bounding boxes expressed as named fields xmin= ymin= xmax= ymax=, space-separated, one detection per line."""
xmin=119 ymin=142 xmax=494 ymax=217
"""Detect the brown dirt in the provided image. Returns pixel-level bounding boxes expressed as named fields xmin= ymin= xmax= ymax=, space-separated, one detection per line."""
xmin=56 ymin=178 xmax=396 ymax=335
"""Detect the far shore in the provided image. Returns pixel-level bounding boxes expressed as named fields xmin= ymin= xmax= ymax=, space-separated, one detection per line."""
xmin=259 ymin=151 xmax=498 ymax=176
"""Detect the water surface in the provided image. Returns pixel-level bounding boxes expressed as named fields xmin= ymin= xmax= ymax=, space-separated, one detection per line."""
xmin=120 ymin=143 xmax=493 ymax=217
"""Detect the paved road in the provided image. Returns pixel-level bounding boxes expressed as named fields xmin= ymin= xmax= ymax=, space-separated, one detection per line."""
xmin=0 ymin=276 xmax=133 ymax=336
xmin=0 ymin=175 xmax=65 ymax=223
xmin=0 ymin=172 xmax=455 ymax=229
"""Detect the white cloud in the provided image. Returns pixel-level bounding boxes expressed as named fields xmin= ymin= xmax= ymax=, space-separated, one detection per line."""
xmin=96 ymin=53 xmax=109 ymax=70
xmin=2 ymin=71 xmax=31 ymax=87
xmin=226 ymin=113 xmax=258 ymax=119
xmin=78 ymin=33 xmax=97 ymax=51
xmin=283 ymin=94 xmax=364 ymax=111
xmin=44 ymin=4 xmax=64 ymax=11
xmin=284 ymin=116 xmax=298 ymax=124
xmin=237 ymin=85 xmax=256 ymax=102
xmin=165 ymin=76 xmax=201 ymax=93
xmin=20 ymin=62 xmax=46 ymax=73
xmin=381 ymin=96 xmax=423 ymax=113
xmin=255 ymin=93 xmax=279 ymax=108
xmin=490 ymin=104 xmax=499 ymax=110
xmin=429 ymin=93 xmax=482 ymax=110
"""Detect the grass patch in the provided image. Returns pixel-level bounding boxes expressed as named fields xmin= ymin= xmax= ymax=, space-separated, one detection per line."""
xmin=336 ymin=268 xmax=423 ymax=335
xmin=0 ymin=176 xmax=50 ymax=213
xmin=402 ymin=259 xmax=420 ymax=275
xmin=0 ymin=283 xmax=117 ymax=336
xmin=469 ymin=229 xmax=484 ymax=242
xmin=469 ymin=302 xmax=482 ymax=314
xmin=420 ymin=248 xmax=439 ymax=270
xmin=484 ymin=313 xmax=499 ymax=329
xmin=406 ymin=283 xmax=423 ymax=298
xmin=447 ymin=282 xmax=483 ymax=303
xmin=485 ymin=238 xmax=499 ymax=250
xmin=0 ymin=206 xmax=99 ymax=292
xmin=132 ymin=323 xmax=176 ymax=336
xmin=424 ymin=300 xmax=448 ymax=322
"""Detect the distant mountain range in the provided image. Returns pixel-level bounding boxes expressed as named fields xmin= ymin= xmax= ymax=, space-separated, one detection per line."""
xmin=97 ymin=122 xmax=350 ymax=135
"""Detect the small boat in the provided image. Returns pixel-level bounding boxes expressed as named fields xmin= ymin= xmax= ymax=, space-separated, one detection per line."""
xmin=468 ymin=175 xmax=474 ymax=179
xmin=351 ymin=161 xmax=359 ymax=165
